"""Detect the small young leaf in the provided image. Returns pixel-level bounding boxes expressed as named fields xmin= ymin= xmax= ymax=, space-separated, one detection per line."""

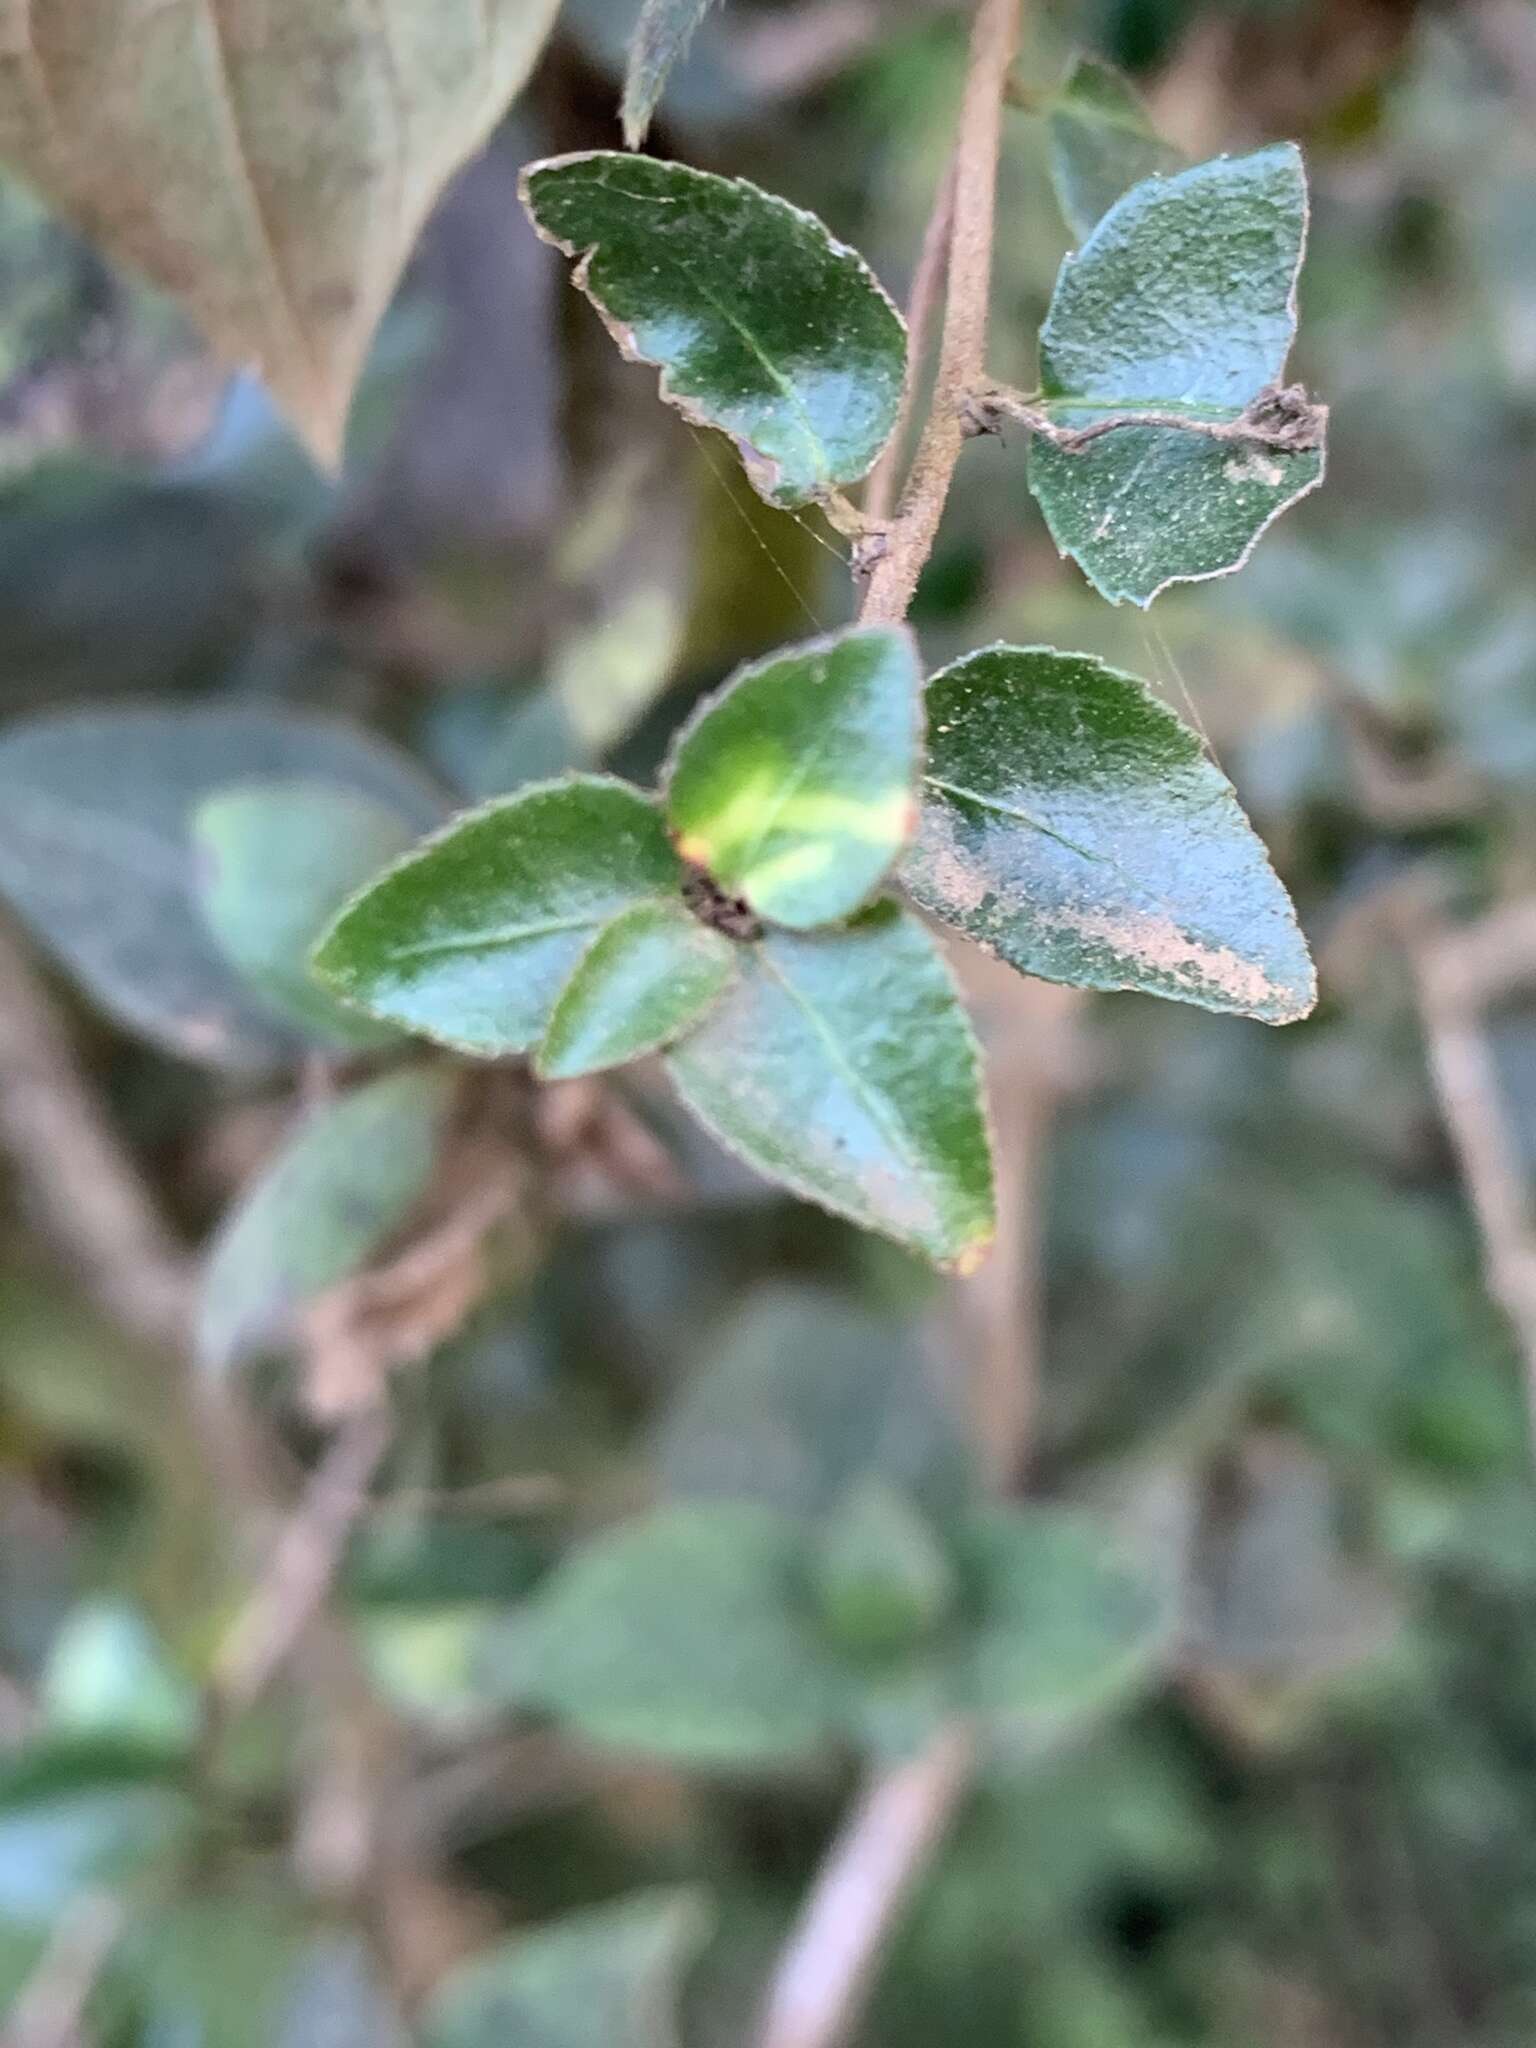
xmin=535 ymin=899 xmax=737 ymax=1080
xmin=664 ymin=902 xmax=995 ymax=1268
xmin=1045 ymin=54 xmax=1184 ymax=243
xmin=424 ymin=1891 xmax=710 ymax=2048
xmin=960 ymin=1508 xmax=1170 ymax=1740
xmin=312 ymin=778 xmax=683 ymax=1057
xmin=903 ymin=646 xmax=1316 ymax=1023
xmin=664 ymin=625 xmax=922 ymax=930
xmin=0 ymin=706 xmax=443 ymax=1069
xmin=194 ymin=781 xmax=429 ymax=1051
xmin=623 ymin=0 xmax=720 ymax=148
xmin=1029 ymin=145 xmax=1324 ymax=605
xmin=0 ymin=0 xmax=563 ymax=464
xmin=198 ymin=1067 xmax=457 ymax=1375
xmin=521 ymin=154 xmax=906 ymax=508
xmin=489 ymin=1504 xmax=845 ymax=1766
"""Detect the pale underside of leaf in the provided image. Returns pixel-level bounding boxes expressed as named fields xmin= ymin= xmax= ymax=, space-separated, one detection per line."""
xmin=623 ymin=0 xmax=718 ymax=149
xmin=904 ymin=646 xmax=1316 ymax=1024
xmin=0 ymin=0 xmax=562 ymax=463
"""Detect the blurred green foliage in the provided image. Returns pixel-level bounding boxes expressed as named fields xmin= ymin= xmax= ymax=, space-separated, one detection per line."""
xmin=1 ymin=3 xmax=1535 ymax=2044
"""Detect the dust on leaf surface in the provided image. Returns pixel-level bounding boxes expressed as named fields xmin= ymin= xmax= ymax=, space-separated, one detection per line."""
xmin=902 ymin=645 xmax=1316 ymax=1023
xmin=0 ymin=0 xmax=562 ymax=463
xmin=663 ymin=624 xmax=923 ymax=931
xmin=663 ymin=900 xmax=996 ymax=1267
xmin=313 ymin=777 xmax=685 ymax=1058
xmin=520 ymin=152 xmax=907 ymax=509
xmin=1029 ymin=145 xmax=1324 ymax=604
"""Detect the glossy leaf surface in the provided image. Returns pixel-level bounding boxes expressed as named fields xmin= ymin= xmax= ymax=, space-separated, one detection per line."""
xmin=313 ymin=778 xmax=683 ymax=1057
xmin=521 ymin=153 xmax=906 ymax=508
xmin=194 ymin=781 xmax=427 ymax=1050
xmin=198 ymin=1068 xmax=456 ymax=1375
xmin=623 ymin=0 xmax=718 ymax=148
xmin=904 ymin=647 xmax=1316 ymax=1023
xmin=1046 ymin=54 xmax=1184 ymax=242
xmin=0 ymin=0 xmax=563 ymax=463
xmin=425 ymin=1892 xmax=708 ymax=2048
xmin=535 ymin=898 xmax=737 ymax=1080
xmin=664 ymin=902 xmax=995 ymax=1266
xmin=1030 ymin=146 xmax=1324 ymax=604
xmin=664 ymin=625 xmax=922 ymax=929
xmin=0 ymin=706 xmax=442 ymax=1069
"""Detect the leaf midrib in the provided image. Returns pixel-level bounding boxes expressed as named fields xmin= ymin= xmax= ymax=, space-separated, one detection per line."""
xmin=756 ymin=943 xmax=935 ymax=1216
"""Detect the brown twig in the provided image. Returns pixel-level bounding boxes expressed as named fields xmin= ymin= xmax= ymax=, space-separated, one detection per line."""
xmin=1406 ymin=910 xmax=1536 ymax=1446
xmin=755 ymin=1723 xmax=978 ymax=2048
xmin=756 ymin=10 xmax=1023 ymax=2045
xmin=3 ymin=1891 xmax=128 ymax=2048
xmin=947 ymin=969 xmax=1085 ymax=1491
xmin=863 ymin=153 xmax=958 ymax=530
xmin=964 ymin=379 xmax=1327 ymax=457
xmin=0 ymin=918 xmax=191 ymax=1352
xmin=857 ymin=0 xmax=1023 ymax=624
xmin=211 ymin=1405 xmax=394 ymax=1718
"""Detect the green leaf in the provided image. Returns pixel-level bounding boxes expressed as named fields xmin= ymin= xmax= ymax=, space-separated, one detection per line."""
xmin=521 ymin=153 xmax=906 ymax=509
xmin=655 ymin=1284 xmax=976 ymax=1517
xmin=1029 ymin=145 xmax=1325 ymax=605
xmin=313 ymin=777 xmax=684 ymax=1057
xmin=489 ymin=1504 xmax=845 ymax=1766
xmin=0 ymin=0 xmax=563 ymax=463
xmin=0 ymin=1739 xmax=191 ymax=1925
xmin=960 ymin=1508 xmax=1169 ymax=1744
xmin=41 ymin=1602 xmax=198 ymax=1750
xmin=903 ymin=646 xmax=1315 ymax=1023
xmin=0 ymin=705 xmax=443 ymax=1069
xmin=1045 ymin=54 xmax=1184 ymax=243
xmin=535 ymin=899 xmax=736 ymax=1080
xmin=424 ymin=1892 xmax=710 ymax=2048
xmin=810 ymin=1482 xmax=956 ymax=1659
xmin=198 ymin=1067 xmax=457 ymax=1375
xmin=194 ymin=781 xmax=429 ymax=1051
xmin=664 ymin=903 xmax=995 ymax=1268
xmin=664 ymin=625 xmax=922 ymax=930
xmin=623 ymin=0 xmax=720 ymax=148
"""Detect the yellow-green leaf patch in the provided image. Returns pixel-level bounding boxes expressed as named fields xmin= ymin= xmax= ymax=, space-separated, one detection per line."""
xmin=663 ymin=625 xmax=922 ymax=931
